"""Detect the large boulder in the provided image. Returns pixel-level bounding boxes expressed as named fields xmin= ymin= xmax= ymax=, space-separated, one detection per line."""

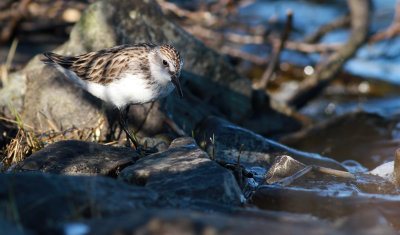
xmin=119 ymin=137 xmax=243 ymax=206
xmin=195 ymin=116 xmax=345 ymax=170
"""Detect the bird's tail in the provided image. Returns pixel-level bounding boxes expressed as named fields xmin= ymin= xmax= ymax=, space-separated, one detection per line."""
xmin=40 ymin=52 xmax=75 ymax=69
xmin=40 ymin=52 xmax=57 ymax=65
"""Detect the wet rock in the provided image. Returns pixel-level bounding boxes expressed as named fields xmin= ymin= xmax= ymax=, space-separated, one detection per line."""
xmin=118 ymin=137 xmax=243 ymax=206
xmin=195 ymin=116 xmax=345 ymax=170
xmin=11 ymin=140 xmax=138 ymax=176
xmin=370 ymin=161 xmax=395 ymax=183
xmin=75 ymin=209 xmax=341 ymax=235
xmin=264 ymin=155 xmax=307 ymax=184
xmin=353 ymin=173 xmax=396 ymax=194
xmin=0 ymin=172 xmax=158 ymax=234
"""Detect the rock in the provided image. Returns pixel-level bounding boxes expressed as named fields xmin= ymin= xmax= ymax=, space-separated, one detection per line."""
xmin=11 ymin=140 xmax=138 ymax=176
xmin=21 ymin=61 xmax=107 ymax=137
xmin=0 ymin=172 xmax=158 ymax=234
xmin=195 ymin=116 xmax=345 ymax=170
xmin=118 ymin=137 xmax=243 ymax=206
xmin=0 ymin=72 xmax=25 ymax=118
xmin=370 ymin=161 xmax=395 ymax=183
xmin=264 ymin=155 xmax=307 ymax=184
xmin=73 ymin=209 xmax=343 ymax=235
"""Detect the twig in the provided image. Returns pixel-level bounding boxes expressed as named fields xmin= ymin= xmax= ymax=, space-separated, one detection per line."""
xmin=220 ymin=45 xmax=268 ymax=65
xmin=312 ymin=165 xmax=355 ymax=179
xmin=0 ymin=115 xmax=36 ymax=131
xmin=274 ymin=165 xmax=355 ymax=187
xmin=185 ymin=24 xmax=341 ymax=54
xmin=369 ymin=0 xmax=400 ymax=43
xmin=255 ymin=9 xmax=293 ymax=90
xmin=38 ymin=111 xmax=60 ymax=133
xmin=156 ymin=0 xmax=217 ymax=26
xmin=303 ymin=15 xmax=350 ymax=43
xmin=164 ymin=117 xmax=186 ymax=137
xmin=0 ymin=0 xmax=30 ymax=43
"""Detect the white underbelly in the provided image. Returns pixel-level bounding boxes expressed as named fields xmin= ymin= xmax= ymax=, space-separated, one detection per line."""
xmin=86 ymin=74 xmax=173 ymax=108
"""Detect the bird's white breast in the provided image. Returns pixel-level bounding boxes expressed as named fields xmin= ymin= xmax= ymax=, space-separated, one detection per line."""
xmin=85 ymin=73 xmax=173 ymax=108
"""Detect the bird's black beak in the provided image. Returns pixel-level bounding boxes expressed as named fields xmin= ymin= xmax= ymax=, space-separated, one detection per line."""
xmin=171 ymin=75 xmax=183 ymax=98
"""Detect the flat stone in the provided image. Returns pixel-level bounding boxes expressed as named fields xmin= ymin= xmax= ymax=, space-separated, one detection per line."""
xmin=11 ymin=140 xmax=138 ymax=176
xmin=0 ymin=172 xmax=158 ymax=234
xmin=195 ymin=116 xmax=345 ymax=170
xmin=118 ymin=137 xmax=243 ymax=206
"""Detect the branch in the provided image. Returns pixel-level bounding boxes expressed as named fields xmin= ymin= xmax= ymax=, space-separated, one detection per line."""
xmin=255 ymin=9 xmax=293 ymax=90
xmin=303 ymin=14 xmax=350 ymax=43
xmin=369 ymin=0 xmax=400 ymax=43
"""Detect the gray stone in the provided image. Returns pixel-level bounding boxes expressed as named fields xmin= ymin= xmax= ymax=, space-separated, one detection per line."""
xmin=195 ymin=116 xmax=345 ymax=170
xmin=11 ymin=140 xmax=138 ymax=176
xmin=0 ymin=72 xmax=25 ymax=118
xmin=0 ymin=172 xmax=158 ymax=234
xmin=264 ymin=155 xmax=307 ymax=184
xmin=118 ymin=137 xmax=243 ymax=206
xmin=77 ymin=209 xmax=342 ymax=235
xmin=21 ymin=61 xmax=106 ymax=136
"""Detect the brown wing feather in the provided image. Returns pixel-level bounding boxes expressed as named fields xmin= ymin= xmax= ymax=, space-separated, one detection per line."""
xmin=41 ymin=43 xmax=156 ymax=85
xmin=41 ymin=52 xmax=77 ymax=68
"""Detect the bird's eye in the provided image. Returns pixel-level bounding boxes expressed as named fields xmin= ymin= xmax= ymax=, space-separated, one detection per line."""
xmin=162 ymin=60 xmax=168 ymax=66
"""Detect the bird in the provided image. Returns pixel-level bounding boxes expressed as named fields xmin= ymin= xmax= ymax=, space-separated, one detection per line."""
xmin=40 ymin=42 xmax=183 ymax=149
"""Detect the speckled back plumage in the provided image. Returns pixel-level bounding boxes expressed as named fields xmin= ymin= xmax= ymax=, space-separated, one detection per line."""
xmin=42 ymin=43 xmax=157 ymax=85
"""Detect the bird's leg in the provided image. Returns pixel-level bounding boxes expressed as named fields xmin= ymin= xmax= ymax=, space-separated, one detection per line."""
xmin=118 ymin=107 xmax=138 ymax=149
